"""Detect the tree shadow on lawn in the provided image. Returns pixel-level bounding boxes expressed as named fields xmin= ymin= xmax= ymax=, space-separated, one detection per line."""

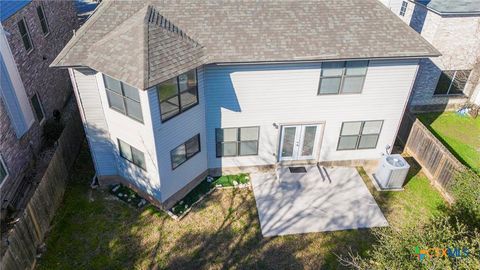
xmin=38 ymin=145 xmax=384 ymax=270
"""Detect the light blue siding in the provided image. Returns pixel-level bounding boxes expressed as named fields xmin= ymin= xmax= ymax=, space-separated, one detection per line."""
xmin=71 ymin=69 xmax=117 ymax=176
xmin=0 ymin=53 xmax=28 ymax=137
xmin=149 ymin=67 xmax=208 ymax=201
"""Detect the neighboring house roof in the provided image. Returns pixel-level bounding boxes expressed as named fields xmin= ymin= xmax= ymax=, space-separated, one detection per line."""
xmin=0 ymin=0 xmax=31 ymax=22
xmin=51 ymin=0 xmax=440 ymax=90
xmin=413 ymin=0 xmax=480 ymax=15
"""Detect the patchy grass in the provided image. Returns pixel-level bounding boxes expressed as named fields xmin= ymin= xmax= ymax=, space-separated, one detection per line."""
xmin=170 ymin=174 xmax=250 ymax=216
xmin=417 ymin=112 xmax=480 ymax=171
xmin=36 ymin=145 xmax=445 ymax=269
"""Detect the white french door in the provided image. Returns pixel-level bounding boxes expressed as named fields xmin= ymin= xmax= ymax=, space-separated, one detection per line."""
xmin=279 ymin=124 xmax=322 ymax=161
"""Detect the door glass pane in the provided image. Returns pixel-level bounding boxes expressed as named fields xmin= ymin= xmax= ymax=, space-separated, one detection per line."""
xmin=119 ymin=140 xmax=132 ymax=161
xmin=123 ymin=83 xmax=140 ymax=101
xmin=362 ymin=121 xmax=382 ymax=134
xmin=341 ymin=122 xmax=362 ymax=136
xmin=107 ymin=91 xmax=126 ymax=113
xmin=341 ymin=76 xmax=364 ymax=93
xmin=319 ymin=77 xmax=341 ymax=94
xmin=185 ymin=136 xmax=200 ymax=158
xmin=345 ymin=61 xmax=368 ymax=75
xmin=171 ymin=145 xmax=186 ymax=168
xmin=157 ymin=78 xmax=178 ymax=101
xmin=104 ymin=75 xmax=122 ymax=94
xmin=321 ymin=62 xmax=344 ymax=76
xmin=221 ymin=142 xmax=238 ymax=156
xmin=301 ymin=126 xmax=317 ymax=156
xmin=281 ymin=127 xmax=296 ymax=157
xmin=131 ymin=147 xmax=146 ymax=170
xmin=125 ymin=99 xmax=143 ymax=122
xmin=240 ymin=141 xmax=258 ymax=156
xmin=358 ymin=135 xmax=379 ymax=149
xmin=160 ymin=96 xmax=179 ymax=120
xmin=240 ymin=127 xmax=259 ymax=141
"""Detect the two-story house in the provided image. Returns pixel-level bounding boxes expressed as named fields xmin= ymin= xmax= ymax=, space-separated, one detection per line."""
xmin=51 ymin=0 xmax=439 ymax=209
xmin=381 ymin=0 xmax=480 ymax=111
xmin=0 ymin=0 xmax=77 ymax=216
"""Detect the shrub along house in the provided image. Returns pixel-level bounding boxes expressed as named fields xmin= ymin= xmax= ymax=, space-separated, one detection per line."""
xmin=51 ymin=0 xmax=439 ymax=209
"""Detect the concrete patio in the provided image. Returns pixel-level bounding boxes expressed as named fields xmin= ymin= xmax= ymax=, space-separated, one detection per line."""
xmin=251 ymin=165 xmax=388 ymax=237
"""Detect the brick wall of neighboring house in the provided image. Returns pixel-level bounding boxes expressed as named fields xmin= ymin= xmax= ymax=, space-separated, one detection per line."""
xmin=0 ymin=0 xmax=78 ymax=213
xmin=406 ymin=4 xmax=480 ymax=112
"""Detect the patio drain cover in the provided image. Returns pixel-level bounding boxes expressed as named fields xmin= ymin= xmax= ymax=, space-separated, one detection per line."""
xmin=289 ymin=167 xmax=307 ymax=173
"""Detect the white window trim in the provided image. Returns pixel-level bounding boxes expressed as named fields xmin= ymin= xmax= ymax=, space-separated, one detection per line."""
xmin=0 ymin=154 xmax=9 ymax=188
xmin=37 ymin=4 xmax=50 ymax=37
xmin=18 ymin=18 xmax=34 ymax=53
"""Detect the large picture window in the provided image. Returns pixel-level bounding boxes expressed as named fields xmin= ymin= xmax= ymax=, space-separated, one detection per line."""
xmin=103 ymin=74 xmax=143 ymax=122
xmin=318 ymin=61 xmax=368 ymax=95
xmin=118 ymin=139 xmax=146 ymax=170
xmin=18 ymin=18 xmax=33 ymax=52
xmin=0 ymin=154 xmax=8 ymax=185
xmin=171 ymin=134 xmax=201 ymax=169
xmin=337 ymin=121 xmax=383 ymax=150
xmin=216 ymin=127 xmax=260 ymax=157
xmin=434 ymin=70 xmax=471 ymax=96
xmin=157 ymin=69 xmax=198 ymax=122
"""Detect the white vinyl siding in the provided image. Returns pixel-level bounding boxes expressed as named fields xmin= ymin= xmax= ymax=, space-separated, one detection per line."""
xmin=70 ymin=68 xmax=118 ymax=175
xmin=205 ymin=60 xmax=419 ymax=168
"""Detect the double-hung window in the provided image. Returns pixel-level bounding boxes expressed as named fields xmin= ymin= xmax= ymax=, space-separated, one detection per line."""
xmin=400 ymin=1 xmax=408 ymax=16
xmin=103 ymin=75 xmax=143 ymax=122
xmin=118 ymin=139 xmax=146 ymax=170
xmin=36 ymin=4 xmax=49 ymax=35
xmin=434 ymin=70 xmax=471 ymax=96
xmin=216 ymin=127 xmax=260 ymax=157
xmin=318 ymin=61 xmax=368 ymax=95
xmin=30 ymin=93 xmax=45 ymax=123
xmin=157 ymin=69 xmax=198 ymax=122
xmin=18 ymin=18 xmax=33 ymax=52
xmin=0 ymin=154 xmax=8 ymax=185
xmin=170 ymin=134 xmax=201 ymax=169
xmin=337 ymin=121 xmax=383 ymax=150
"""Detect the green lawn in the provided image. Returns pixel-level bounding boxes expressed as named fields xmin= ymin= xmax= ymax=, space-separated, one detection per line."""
xmin=417 ymin=112 xmax=480 ymax=171
xmin=36 ymin=146 xmax=445 ymax=269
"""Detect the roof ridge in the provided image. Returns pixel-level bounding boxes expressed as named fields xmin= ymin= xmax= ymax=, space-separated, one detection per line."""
xmin=146 ymin=5 xmax=200 ymax=47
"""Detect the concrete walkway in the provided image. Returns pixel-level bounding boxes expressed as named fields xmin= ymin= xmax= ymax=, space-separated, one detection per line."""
xmin=251 ymin=166 xmax=388 ymax=237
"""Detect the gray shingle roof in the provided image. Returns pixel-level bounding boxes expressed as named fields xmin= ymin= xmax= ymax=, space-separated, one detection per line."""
xmin=51 ymin=0 xmax=440 ymax=90
xmin=414 ymin=0 xmax=480 ymax=15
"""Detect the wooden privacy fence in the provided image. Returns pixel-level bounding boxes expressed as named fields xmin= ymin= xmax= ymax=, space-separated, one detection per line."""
xmin=404 ymin=118 xmax=465 ymax=202
xmin=0 ymin=110 xmax=84 ymax=270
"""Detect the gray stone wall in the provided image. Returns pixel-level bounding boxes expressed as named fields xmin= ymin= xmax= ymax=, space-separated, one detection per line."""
xmin=407 ymin=3 xmax=480 ymax=111
xmin=0 ymin=0 xmax=78 ymax=211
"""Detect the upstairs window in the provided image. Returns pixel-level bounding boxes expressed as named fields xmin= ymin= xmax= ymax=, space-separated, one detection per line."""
xmin=400 ymin=1 xmax=408 ymax=16
xmin=103 ymin=75 xmax=143 ymax=122
xmin=170 ymin=134 xmax=201 ymax=169
xmin=216 ymin=127 xmax=260 ymax=157
xmin=17 ymin=18 xmax=33 ymax=52
xmin=118 ymin=139 xmax=146 ymax=170
xmin=0 ymin=154 xmax=8 ymax=185
xmin=30 ymin=93 xmax=45 ymax=123
xmin=434 ymin=70 xmax=471 ymax=96
xmin=337 ymin=120 xmax=383 ymax=150
xmin=157 ymin=69 xmax=198 ymax=122
xmin=36 ymin=4 xmax=49 ymax=35
xmin=318 ymin=61 xmax=368 ymax=95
